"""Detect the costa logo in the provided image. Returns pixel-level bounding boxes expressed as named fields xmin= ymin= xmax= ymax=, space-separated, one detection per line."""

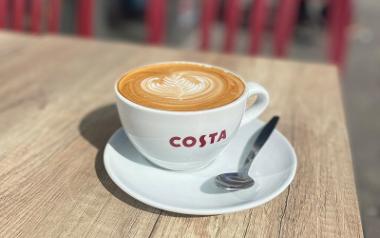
xmin=169 ymin=130 xmax=227 ymax=148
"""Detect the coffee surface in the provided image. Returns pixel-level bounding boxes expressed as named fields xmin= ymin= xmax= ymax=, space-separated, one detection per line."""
xmin=118 ymin=63 xmax=245 ymax=111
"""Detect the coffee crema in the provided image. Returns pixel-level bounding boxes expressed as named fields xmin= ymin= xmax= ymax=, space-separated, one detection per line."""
xmin=117 ymin=63 xmax=245 ymax=111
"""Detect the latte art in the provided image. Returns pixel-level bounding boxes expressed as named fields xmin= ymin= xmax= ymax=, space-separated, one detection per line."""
xmin=118 ymin=62 xmax=245 ymax=111
xmin=141 ymin=72 xmax=215 ymax=99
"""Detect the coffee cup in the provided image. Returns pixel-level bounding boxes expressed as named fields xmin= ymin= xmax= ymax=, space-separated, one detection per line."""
xmin=115 ymin=62 xmax=269 ymax=170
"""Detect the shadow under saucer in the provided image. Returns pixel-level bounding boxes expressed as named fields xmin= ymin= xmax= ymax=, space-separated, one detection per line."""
xmin=78 ymin=104 xmax=160 ymax=215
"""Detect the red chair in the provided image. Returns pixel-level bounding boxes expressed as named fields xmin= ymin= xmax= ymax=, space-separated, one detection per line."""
xmin=0 ymin=0 xmax=93 ymax=37
xmin=145 ymin=0 xmax=352 ymax=69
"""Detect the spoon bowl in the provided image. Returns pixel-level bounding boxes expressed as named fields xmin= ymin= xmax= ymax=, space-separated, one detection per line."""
xmin=215 ymin=173 xmax=255 ymax=191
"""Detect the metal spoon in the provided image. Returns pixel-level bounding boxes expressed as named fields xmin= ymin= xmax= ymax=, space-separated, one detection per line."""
xmin=215 ymin=116 xmax=280 ymax=191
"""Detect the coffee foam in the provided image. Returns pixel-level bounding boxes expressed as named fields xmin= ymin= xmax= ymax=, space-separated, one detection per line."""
xmin=140 ymin=71 xmax=218 ymax=99
xmin=118 ymin=63 xmax=245 ymax=111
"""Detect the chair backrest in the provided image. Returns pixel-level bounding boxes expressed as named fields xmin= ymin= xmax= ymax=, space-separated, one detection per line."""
xmin=0 ymin=0 xmax=93 ymax=37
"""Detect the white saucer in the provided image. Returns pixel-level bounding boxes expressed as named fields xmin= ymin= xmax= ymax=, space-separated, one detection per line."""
xmin=104 ymin=120 xmax=297 ymax=215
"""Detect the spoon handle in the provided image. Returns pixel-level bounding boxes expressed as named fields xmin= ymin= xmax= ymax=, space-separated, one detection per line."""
xmin=240 ymin=150 xmax=257 ymax=175
xmin=240 ymin=116 xmax=280 ymax=175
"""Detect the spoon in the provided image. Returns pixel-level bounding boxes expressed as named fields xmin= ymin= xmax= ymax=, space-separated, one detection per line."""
xmin=215 ymin=116 xmax=280 ymax=191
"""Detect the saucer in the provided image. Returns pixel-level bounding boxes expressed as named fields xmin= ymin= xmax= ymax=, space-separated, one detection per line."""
xmin=104 ymin=120 xmax=297 ymax=215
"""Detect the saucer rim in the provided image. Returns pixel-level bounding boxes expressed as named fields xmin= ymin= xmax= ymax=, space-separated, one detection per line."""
xmin=104 ymin=121 xmax=297 ymax=215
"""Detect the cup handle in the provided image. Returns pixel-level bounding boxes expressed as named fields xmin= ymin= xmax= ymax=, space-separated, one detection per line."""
xmin=241 ymin=82 xmax=269 ymax=126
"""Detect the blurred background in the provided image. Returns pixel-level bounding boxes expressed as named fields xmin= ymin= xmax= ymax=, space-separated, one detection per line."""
xmin=0 ymin=0 xmax=378 ymax=236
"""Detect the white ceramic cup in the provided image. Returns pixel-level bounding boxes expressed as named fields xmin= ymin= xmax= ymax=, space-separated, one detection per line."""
xmin=115 ymin=62 xmax=269 ymax=170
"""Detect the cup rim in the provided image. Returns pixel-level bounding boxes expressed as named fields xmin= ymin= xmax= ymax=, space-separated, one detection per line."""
xmin=114 ymin=61 xmax=249 ymax=115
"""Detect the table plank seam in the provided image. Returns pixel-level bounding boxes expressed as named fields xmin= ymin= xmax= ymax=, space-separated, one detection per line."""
xmin=82 ymin=195 xmax=113 ymax=238
xmin=242 ymin=211 xmax=253 ymax=238
xmin=275 ymin=76 xmax=296 ymax=238
xmin=147 ymin=210 xmax=162 ymax=238
xmin=277 ymin=187 xmax=291 ymax=238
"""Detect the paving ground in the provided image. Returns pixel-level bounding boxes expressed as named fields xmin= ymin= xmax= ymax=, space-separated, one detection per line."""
xmin=343 ymin=1 xmax=380 ymax=237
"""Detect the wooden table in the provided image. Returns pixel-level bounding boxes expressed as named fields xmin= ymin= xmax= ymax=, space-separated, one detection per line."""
xmin=0 ymin=32 xmax=363 ymax=237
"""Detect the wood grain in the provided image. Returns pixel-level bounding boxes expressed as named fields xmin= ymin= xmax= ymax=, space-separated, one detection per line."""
xmin=0 ymin=32 xmax=363 ymax=237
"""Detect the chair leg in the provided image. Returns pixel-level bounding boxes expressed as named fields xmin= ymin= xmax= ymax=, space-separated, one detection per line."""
xmin=273 ymin=0 xmax=300 ymax=57
xmin=77 ymin=0 xmax=93 ymax=37
xmin=31 ymin=0 xmax=42 ymax=33
xmin=328 ymin=0 xmax=352 ymax=69
xmin=223 ymin=0 xmax=241 ymax=53
xmin=48 ymin=0 xmax=62 ymax=33
xmin=249 ymin=0 xmax=267 ymax=55
xmin=0 ymin=0 xmax=7 ymax=28
xmin=200 ymin=0 xmax=219 ymax=50
xmin=12 ymin=0 xmax=25 ymax=31
xmin=146 ymin=0 xmax=167 ymax=44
